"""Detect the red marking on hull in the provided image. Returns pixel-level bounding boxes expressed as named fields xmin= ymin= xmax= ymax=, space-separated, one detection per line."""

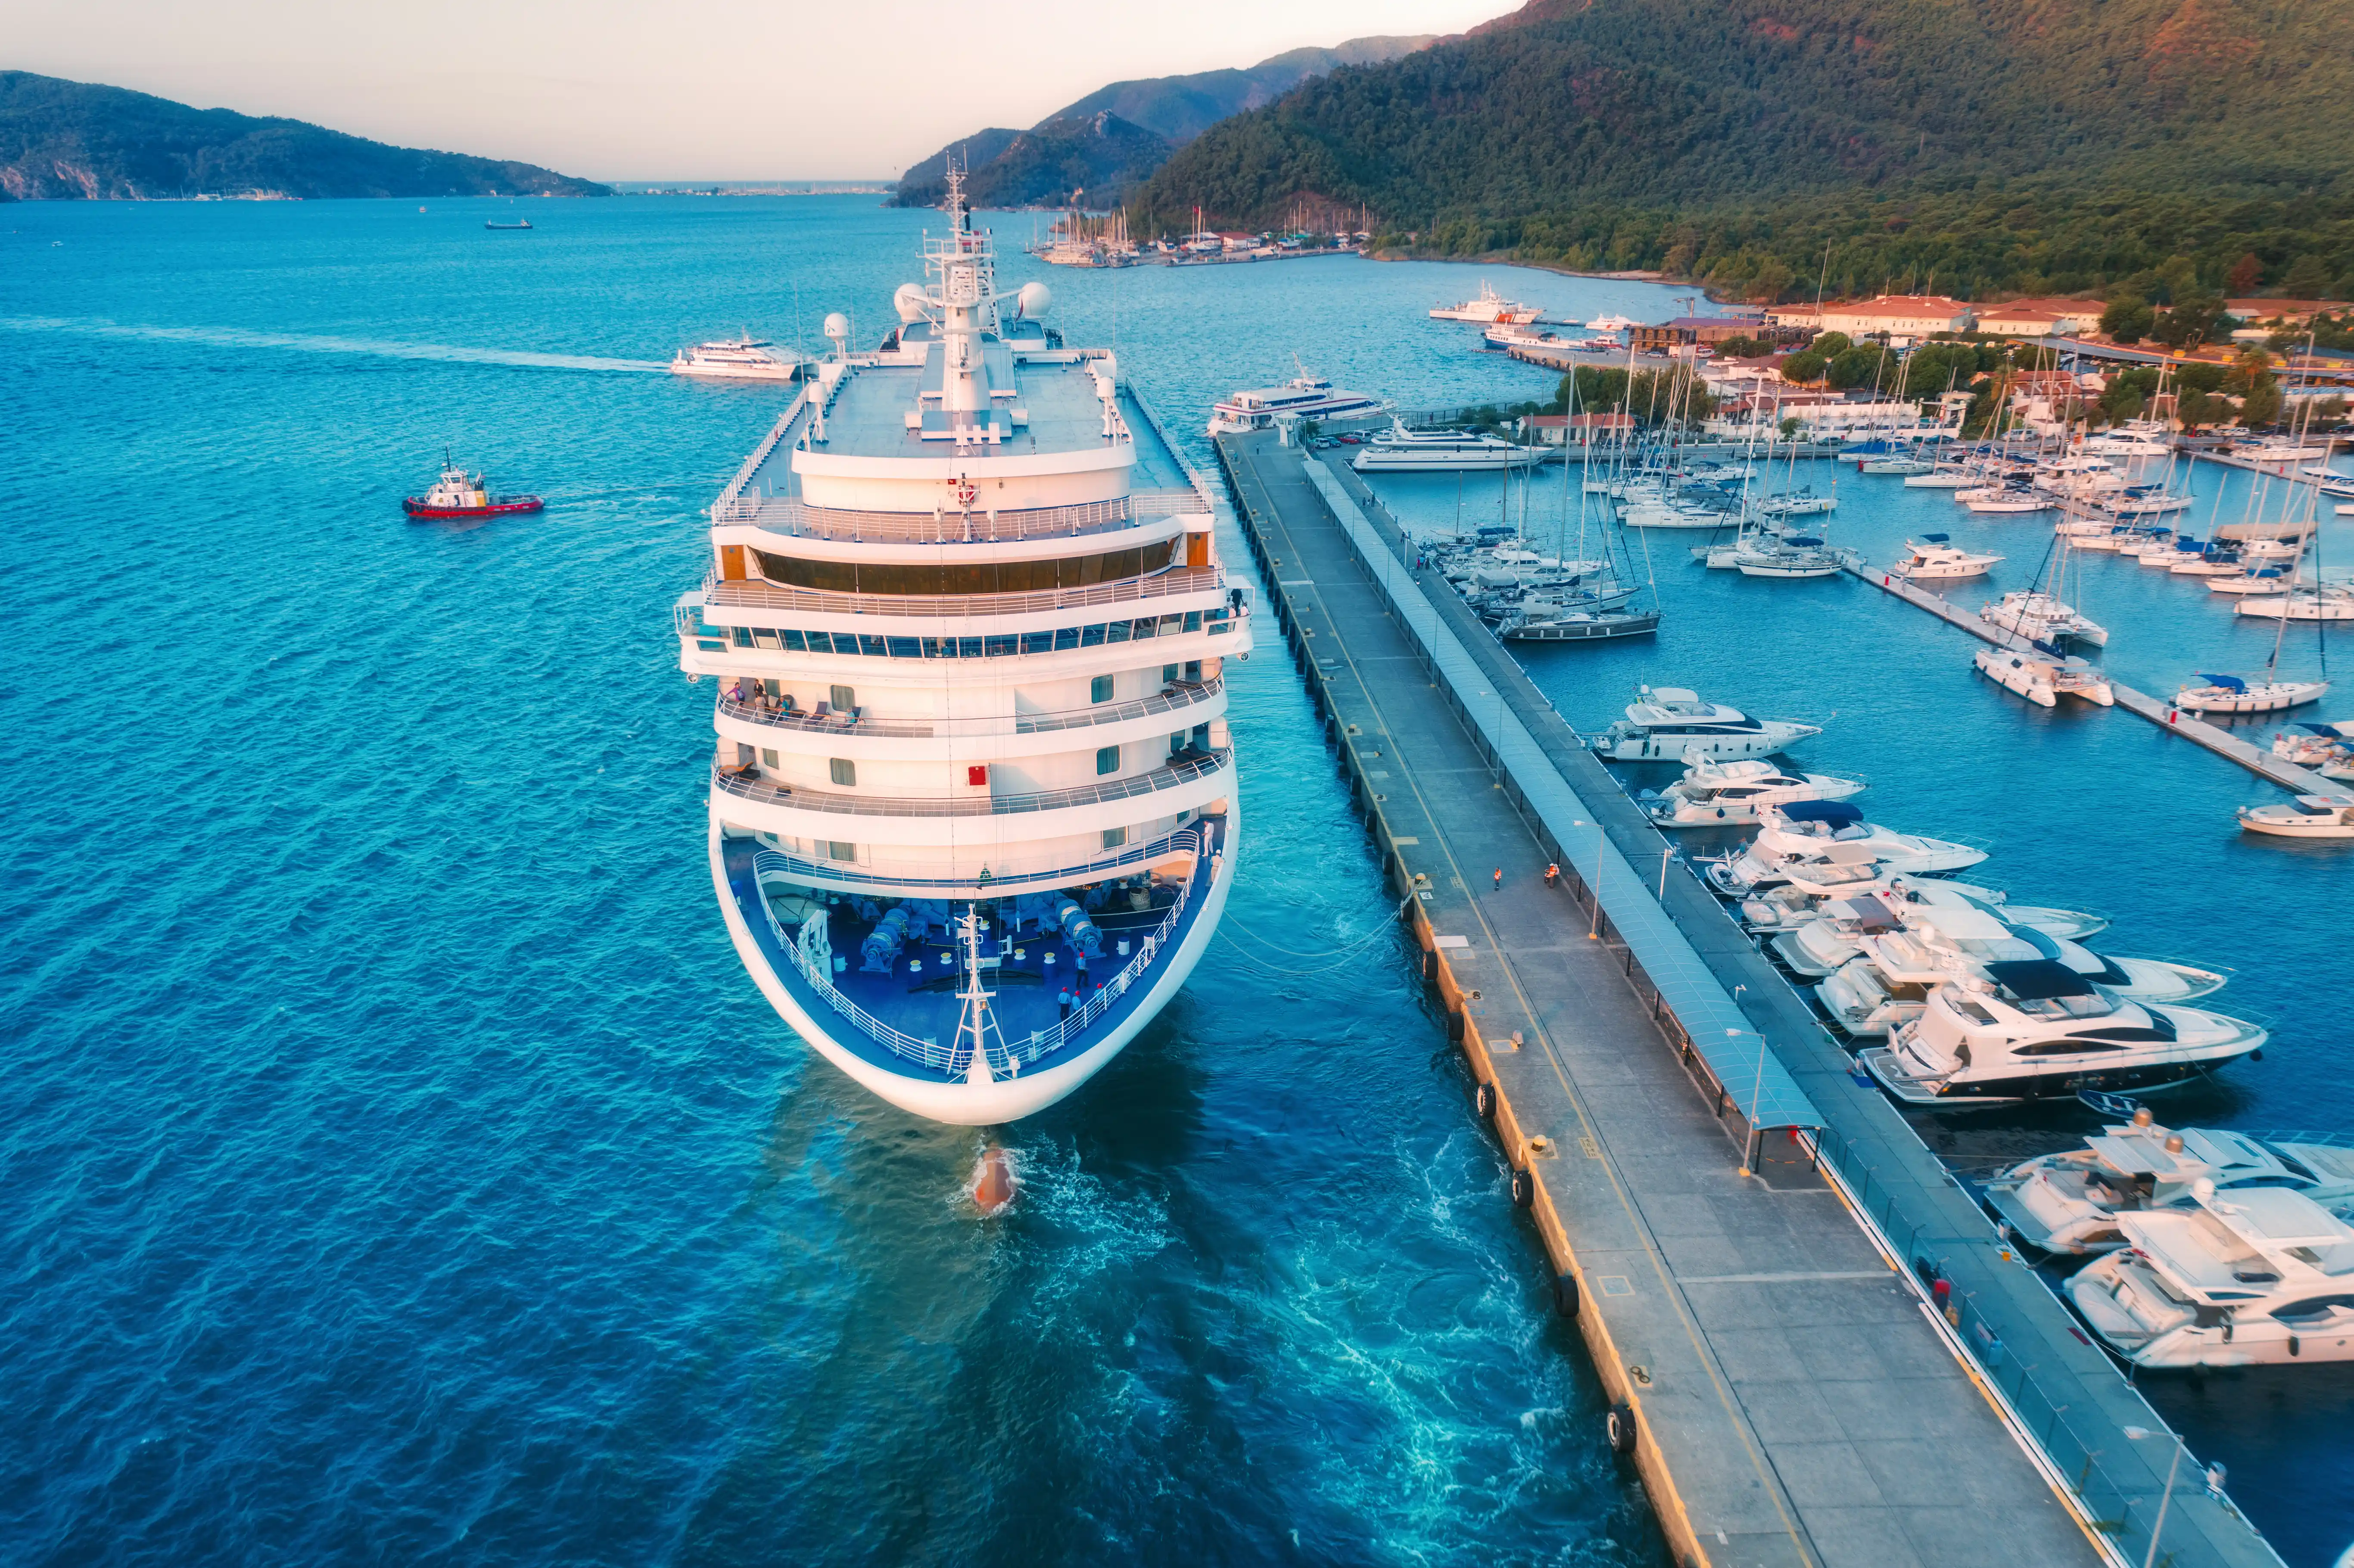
xmin=402 ymin=496 xmax=545 ymax=518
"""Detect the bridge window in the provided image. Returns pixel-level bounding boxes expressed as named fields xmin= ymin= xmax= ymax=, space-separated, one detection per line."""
xmin=752 ymin=540 xmax=1175 ymax=594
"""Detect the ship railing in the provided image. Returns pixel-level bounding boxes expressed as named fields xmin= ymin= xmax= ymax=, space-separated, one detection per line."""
xmin=713 ymin=392 xmax=810 ymax=518
xmin=714 ymin=676 xmax=1223 ymax=740
xmin=713 ymin=748 xmax=1230 ymax=819
xmin=710 ymin=488 xmax=1208 ymax=539
xmin=754 ymin=827 xmax=1209 ymax=1076
xmin=699 ymin=564 xmax=1227 ymax=622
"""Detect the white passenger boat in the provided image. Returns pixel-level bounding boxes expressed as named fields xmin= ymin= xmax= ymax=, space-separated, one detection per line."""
xmin=1889 ymin=535 xmax=2001 ymax=579
xmin=1351 ymin=426 xmax=1544 ymax=472
xmin=1641 ymin=758 xmax=1865 ymax=827
xmin=2176 ymin=673 xmax=2329 ymax=715
xmin=1860 ymin=961 xmax=2267 ymax=1106
xmin=671 ymin=334 xmax=807 ymax=381
xmin=2238 ymin=794 xmax=2354 ymax=838
xmin=1429 ymin=280 xmax=1538 ymax=324
xmin=675 ymin=176 xmax=1247 ymax=1124
xmin=1587 ymin=685 xmax=1821 ymax=761
xmin=2068 ymin=1185 xmax=2354 ymax=1367
xmin=1705 ymin=800 xmax=1983 ymax=895
xmin=1206 ymin=373 xmax=1385 ymax=436
xmin=1481 ymin=321 xmax=1561 ymax=349
xmin=1980 ymin=590 xmax=2108 ymax=646
xmin=1585 ymin=313 xmax=1638 ymax=332
xmin=1974 ymin=645 xmax=2114 ymax=707
xmin=1986 ymin=1106 xmax=2354 ymax=1257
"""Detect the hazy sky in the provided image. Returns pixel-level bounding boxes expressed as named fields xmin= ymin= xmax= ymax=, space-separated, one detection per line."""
xmin=12 ymin=0 xmax=1516 ymax=180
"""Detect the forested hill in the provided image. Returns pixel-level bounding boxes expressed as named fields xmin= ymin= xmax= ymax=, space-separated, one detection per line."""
xmin=1139 ymin=0 xmax=2354 ymax=299
xmin=0 ymin=72 xmax=611 ymax=200
xmin=889 ymin=33 xmax=1435 ymax=209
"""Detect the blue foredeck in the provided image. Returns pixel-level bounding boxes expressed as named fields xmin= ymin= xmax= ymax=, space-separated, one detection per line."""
xmin=721 ymin=815 xmax=1224 ymax=1083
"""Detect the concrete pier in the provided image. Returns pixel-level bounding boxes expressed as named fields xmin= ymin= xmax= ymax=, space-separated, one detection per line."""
xmin=1214 ymin=429 xmax=2285 ymax=1568
xmin=1842 ymin=562 xmax=2332 ymax=793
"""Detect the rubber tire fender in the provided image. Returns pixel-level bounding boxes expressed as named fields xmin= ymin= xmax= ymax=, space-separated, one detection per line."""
xmin=1554 ymin=1272 xmax=1580 ymax=1319
xmin=1475 ymin=1080 xmax=1498 ymax=1120
xmin=1510 ymin=1166 xmax=1535 ymax=1208
xmin=1606 ymin=1402 xmax=1638 ymax=1456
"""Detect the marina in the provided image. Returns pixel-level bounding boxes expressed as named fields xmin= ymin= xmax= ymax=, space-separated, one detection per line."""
xmin=1219 ymin=426 xmax=2285 ymax=1568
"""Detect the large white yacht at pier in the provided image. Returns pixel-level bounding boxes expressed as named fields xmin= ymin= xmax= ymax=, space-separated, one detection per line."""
xmin=673 ymin=177 xmax=1249 ymax=1124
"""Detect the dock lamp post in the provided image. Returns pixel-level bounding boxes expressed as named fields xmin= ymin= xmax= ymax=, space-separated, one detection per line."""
xmin=2122 ymin=1426 xmax=2186 ymax=1568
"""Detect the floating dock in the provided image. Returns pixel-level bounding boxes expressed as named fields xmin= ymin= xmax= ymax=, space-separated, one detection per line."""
xmin=1212 ymin=428 xmax=2284 ymax=1568
xmin=1842 ymin=563 xmax=2331 ymax=793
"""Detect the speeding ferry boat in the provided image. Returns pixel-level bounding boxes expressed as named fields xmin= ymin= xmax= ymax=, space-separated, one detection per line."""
xmin=673 ymin=176 xmax=1249 ymax=1124
xmin=1205 ymin=373 xmax=1386 ymax=436
xmin=673 ymin=335 xmax=807 ymax=382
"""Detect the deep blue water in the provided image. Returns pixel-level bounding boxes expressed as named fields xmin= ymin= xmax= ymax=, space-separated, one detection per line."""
xmin=0 ymin=199 xmax=1699 ymax=1566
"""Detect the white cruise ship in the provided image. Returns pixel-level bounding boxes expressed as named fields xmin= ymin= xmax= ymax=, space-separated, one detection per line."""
xmin=1205 ymin=373 xmax=1386 ymax=436
xmin=674 ymin=178 xmax=1249 ymax=1124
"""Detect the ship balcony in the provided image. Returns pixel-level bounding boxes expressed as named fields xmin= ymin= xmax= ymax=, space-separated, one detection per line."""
xmin=712 ymin=676 xmax=1226 ymax=758
xmin=697 ymin=563 xmax=1230 ymax=631
xmin=710 ymin=747 xmax=1233 ymax=848
xmin=719 ymin=814 xmax=1228 ymax=1084
xmin=710 ymin=487 xmax=1209 ymax=544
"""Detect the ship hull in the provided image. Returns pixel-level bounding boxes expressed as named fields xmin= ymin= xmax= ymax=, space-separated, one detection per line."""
xmin=402 ymin=496 xmax=543 ymax=517
xmin=708 ymin=805 xmax=1239 ymax=1124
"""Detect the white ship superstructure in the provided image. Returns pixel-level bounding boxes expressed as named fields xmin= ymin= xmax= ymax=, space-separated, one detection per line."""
xmin=674 ymin=178 xmax=1249 ymax=1123
xmin=1206 ymin=373 xmax=1386 ymax=436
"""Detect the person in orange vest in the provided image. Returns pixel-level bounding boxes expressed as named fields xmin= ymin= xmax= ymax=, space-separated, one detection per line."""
xmin=1492 ymin=867 xmax=1503 ymax=891
xmin=1544 ymin=862 xmax=1560 ymax=887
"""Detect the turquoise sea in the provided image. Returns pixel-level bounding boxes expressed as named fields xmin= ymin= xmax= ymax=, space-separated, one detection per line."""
xmin=5 ymin=194 xmax=2349 ymax=1566
xmin=0 ymin=197 xmax=1685 ymax=1567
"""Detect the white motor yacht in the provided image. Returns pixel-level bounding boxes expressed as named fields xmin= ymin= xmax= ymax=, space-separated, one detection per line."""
xmin=1815 ymin=905 xmax=2224 ymax=1037
xmin=2068 ymin=1185 xmax=2354 ymax=1368
xmin=2236 ymin=586 xmax=2354 ymax=621
xmin=1860 ymin=456 xmax=1934 ymax=476
xmin=1706 ymin=800 xmax=1983 ymax=895
xmin=2176 ymin=673 xmax=2329 ymax=715
xmin=2238 ymin=794 xmax=2354 ymax=838
xmin=1980 ymin=590 xmax=2108 ymax=647
xmin=1903 ymin=465 xmax=1976 ymax=488
xmin=671 ymin=334 xmax=807 ymax=382
xmin=1587 ymin=686 xmax=1821 ymax=761
xmin=1584 ymin=313 xmax=1638 ymax=332
xmin=1642 ymin=758 xmax=1865 ymax=827
xmin=1860 ymin=961 xmax=2267 ymax=1107
xmin=1974 ymin=645 xmax=2114 ymax=707
xmin=2207 ymin=567 xmax=2295 ymax=596
xmin=1986 ymin=1107 xmax=2354 ymax=1257
xmin=1737 ymin=874 xmax=2106 ymax=942
xmin=1889 ymin=535 xmax=2001 ymax=579
xmin=1352 ymin=426 xmax=1544 ymax=472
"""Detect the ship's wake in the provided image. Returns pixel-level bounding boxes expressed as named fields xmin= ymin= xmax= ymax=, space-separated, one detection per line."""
xmin=0 ymin=315 xmax=669 ymax=373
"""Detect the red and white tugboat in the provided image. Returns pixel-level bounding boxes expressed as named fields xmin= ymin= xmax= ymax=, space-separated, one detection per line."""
xmin=402 ymin=456 xmax=544 ymax=519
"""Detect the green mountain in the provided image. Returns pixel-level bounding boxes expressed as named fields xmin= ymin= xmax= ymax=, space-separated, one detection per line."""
xmin=1138 ymin=0 xmax=2354 ymax=299
xmin=894 ymin=115 xmax=1169 ymax=211
xmin=0 ymin=72 xmax=611 ymax=200
xmin=890 ymin=33 xmax=1436 ymax=210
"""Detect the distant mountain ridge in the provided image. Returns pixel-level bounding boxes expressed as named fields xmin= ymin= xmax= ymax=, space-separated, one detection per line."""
xmin=890 ymin=34 xmax=1435 ymax=210
xmin=1135 ymin=0 xmax=2354 ymax=299
xmin=0 ymin=72 xmax=610 ymax=200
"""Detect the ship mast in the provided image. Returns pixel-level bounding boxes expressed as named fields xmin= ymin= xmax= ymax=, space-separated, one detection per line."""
xmin=951 ymin=905 xmax=1007 ymax=1084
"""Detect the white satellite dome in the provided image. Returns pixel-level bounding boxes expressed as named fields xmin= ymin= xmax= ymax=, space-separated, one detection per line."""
xmin=893 ymin=283 xmax=929 ymax=323
xmin=822 ymin=311 xmax=850 ymax=342
xmin=1015 ymin=280 xmax=1052 ymax=319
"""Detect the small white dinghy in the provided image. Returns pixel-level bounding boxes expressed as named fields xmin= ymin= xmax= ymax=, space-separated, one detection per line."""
xmin=2238 ymin=793 xmax=2354 ymax=839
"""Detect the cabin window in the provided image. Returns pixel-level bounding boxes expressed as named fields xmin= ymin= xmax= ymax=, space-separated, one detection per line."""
xmin=1102 ymin=827 xmax=1127 ymax=849
xmin=751 ymin=540 xmax=1174 ymax=594
xmin=830 ymin=685 xmax=855 ymax=712
xmin=761 ymin=749 xmax=780 ymax=769
xmin=1091 ymin=675 xmax=1114 ymax=704
xmin=1096 ymin=745 xmax=1120 ymax=776
xmin=827 ymin=842 xmax=857 ymax=862
xmin=830 ymin=759 xmax=856 ymax=787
